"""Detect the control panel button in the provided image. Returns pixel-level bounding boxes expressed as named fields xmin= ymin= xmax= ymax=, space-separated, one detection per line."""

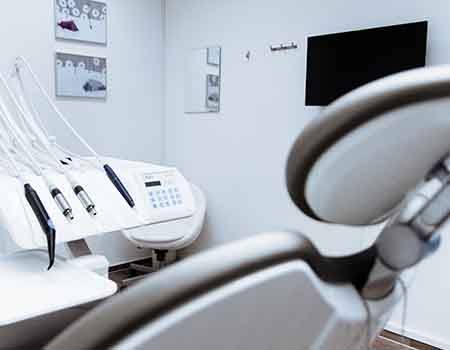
xmin=145 ymin=175 xmax=186 ymax=211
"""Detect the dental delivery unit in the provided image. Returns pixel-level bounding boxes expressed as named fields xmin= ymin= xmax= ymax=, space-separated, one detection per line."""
xmin=0 ymin=56 xmax=206 ymax=348
xmin=0 ymin=57 xmax=203 ymax=268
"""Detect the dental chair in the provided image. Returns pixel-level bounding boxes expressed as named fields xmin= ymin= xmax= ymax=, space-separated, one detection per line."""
xmin=46 ymin=65 xmax=450 ymax=349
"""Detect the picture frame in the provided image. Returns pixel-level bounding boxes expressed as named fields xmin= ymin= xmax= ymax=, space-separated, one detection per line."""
xmin=55 ymin=0 xmax=107 ymax=45
xmin=206 ymin=74 xmax=220 ymax=111
xmin=55 ymin=52 xmax=107 ymax=99
xmin=207 ymin=47 xmax=221 ymax=66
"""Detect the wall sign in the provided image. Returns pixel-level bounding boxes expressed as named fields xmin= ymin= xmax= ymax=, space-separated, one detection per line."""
xmin=55 ymin=0 xmax=107 ymax=45
xmin=56 ymin=52 xmax=107 ymax=99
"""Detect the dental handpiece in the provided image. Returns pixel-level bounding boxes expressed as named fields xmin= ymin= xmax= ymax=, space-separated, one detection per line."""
xmin=73 ymin=185 xmax=97 ymax=216
xmin=51 ymin=188 xmax=74 ymax=220
xmin=104 ymin=164 xmax=135 ymax=208
xmin=24 ymin=183 xmax=56 ymax=270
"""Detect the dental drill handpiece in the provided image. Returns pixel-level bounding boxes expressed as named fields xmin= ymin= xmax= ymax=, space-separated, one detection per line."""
xmin=25 ymin=184 xmax=56 ymax=270
xmin=9 ymin=67 xmax=98 ymax=216
xmin=362 ymin=156 xmax=450 ymax=300
xmin=0 ymin=132 xmax=56 ymax=270
xmin=15 ymin=57 xmax=135 ymax=209
xmin=0 ymin=74 xmax=74 ymax=221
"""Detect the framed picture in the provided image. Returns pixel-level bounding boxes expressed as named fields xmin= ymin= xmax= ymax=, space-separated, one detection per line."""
xmin=207 ymin=47 xmax=221 ymax=66
xmin=55 ymin=52 xmax=107 ymax=99
xmin=206 ymin=74 xmax=220 ymax=111
xmin=55 ymin=0 xmax=107 ymax=45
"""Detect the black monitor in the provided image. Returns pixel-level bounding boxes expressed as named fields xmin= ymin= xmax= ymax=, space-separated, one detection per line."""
xmin=305 ymin=21 xmax=428 ymax=106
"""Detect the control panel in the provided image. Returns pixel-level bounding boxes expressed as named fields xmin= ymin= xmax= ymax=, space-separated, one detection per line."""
xmin=146 ymin=181 xmax=183 ymax=209
xmin=138 ymin=169 xmax=196 ymax=224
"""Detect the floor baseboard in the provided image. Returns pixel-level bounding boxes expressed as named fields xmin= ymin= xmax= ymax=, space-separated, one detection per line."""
xmin=372 ymin=331 xmax=442 ymax=350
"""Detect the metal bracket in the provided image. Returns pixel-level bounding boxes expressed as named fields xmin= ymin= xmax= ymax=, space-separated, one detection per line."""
xmin=270 ymin=42 xmax=298 ymax=52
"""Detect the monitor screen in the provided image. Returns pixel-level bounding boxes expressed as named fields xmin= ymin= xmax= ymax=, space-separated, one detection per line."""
xmin=305 ymin=21 xmax=428 ymax=106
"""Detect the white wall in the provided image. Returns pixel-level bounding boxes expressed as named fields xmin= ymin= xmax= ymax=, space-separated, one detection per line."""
xmin=0 ymin=0 xmax=165 ymax=264
xmin=164 ymin=0 xmax=450 ymax=348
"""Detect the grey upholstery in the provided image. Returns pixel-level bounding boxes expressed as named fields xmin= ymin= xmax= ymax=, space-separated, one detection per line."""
xmin=287 ymin=65 xmax=450 ymax=222
xmin=46 ymin=231 xmax=376 ymax=349
xmin=47 ymin=232 xmax=315 ymax=349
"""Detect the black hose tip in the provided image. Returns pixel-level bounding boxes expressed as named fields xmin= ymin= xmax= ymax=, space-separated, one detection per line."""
xmin=46 ymin=225 xmax=56 ymax=270
xmin=24 ymin=183 xmax=57 ymax=271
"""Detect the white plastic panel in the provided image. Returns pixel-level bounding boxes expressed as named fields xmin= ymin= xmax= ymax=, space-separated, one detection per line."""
xmin=0 ymin=158 xmax=196 ymax=250
xmin=123 ymin=183 xmax=206 ymax=250
xmin=0 ymin=250 xmax=117 ymax=327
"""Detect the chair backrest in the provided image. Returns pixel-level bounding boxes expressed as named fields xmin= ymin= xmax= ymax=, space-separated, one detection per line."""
xmin=46 ymin=231 xmax=377 ymax=350
xmin=112 ymin=261 xmax=367 ymax=350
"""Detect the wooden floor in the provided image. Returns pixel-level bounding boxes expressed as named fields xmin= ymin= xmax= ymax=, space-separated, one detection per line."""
xmin=372 ymin=331 xmax=440 ymax=350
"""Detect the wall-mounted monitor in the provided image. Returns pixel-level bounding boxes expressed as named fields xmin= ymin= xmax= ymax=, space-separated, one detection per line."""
xmin=305 ymin=21 xmax=428 ymax=106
